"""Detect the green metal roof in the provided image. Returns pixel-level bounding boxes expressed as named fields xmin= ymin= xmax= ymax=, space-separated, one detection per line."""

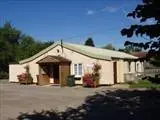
xmin=19 ymin=41 xmax=138 ymax=64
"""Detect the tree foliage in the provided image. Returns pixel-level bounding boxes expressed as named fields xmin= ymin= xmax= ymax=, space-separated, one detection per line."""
xmin=84 ymin=37 xmax=95 ymax=47
xmin=102 ymin=44 xmax=116 ymax=50
xmin=0 ymin=22 xmax=54 ymax=78
xmin=121 ymin=0 xmax=160 ymax=58
xmin=119 ymin=42 xmax=142 ymax=53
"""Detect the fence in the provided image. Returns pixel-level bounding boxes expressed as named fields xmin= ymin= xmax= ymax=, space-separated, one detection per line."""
xmin=124 ymin=68 xmax=160 ymax=81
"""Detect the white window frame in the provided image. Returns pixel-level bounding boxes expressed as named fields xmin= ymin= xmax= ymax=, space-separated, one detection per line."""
xmin=74 ymin=63 xmax=83 ymax=77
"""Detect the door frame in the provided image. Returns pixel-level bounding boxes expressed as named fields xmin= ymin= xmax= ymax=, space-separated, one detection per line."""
xmin=52 ymin=64 xmax=60 ymax=84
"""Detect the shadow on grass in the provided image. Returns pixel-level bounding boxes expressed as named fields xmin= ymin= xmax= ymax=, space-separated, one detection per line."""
xmin=142 ymin=76 xmax=160 ymax=84
xmin=148 ymin=76 xmax=160 ymax=84
xmin=17 ymin=89 xmax=160 ymax=120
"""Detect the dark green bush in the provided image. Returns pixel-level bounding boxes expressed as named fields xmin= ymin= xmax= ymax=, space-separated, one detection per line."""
xmin=0 ymin=71 xmax=9 ymax=79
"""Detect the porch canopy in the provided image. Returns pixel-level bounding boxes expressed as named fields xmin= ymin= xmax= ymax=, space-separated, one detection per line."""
xmin=36 ymin=55 xmax=71 ymax=86
xmin=36 ymin=55 xmax=71 ymax=64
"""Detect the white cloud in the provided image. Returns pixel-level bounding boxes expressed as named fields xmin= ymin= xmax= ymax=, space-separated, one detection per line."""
xmin=86 ymin=5 xmax=119 ymax=16
xmin=146 ymin=19 xmax=155 ymax=24
xmin=86 ymin=10 xmax=95 ymax=15
xmin=101 ymin=6 xmax=119 ymax=13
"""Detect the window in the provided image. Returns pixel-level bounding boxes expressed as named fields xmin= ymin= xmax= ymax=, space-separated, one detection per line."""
xmin=74 ymin=63 xmax=83 ymax=76
xmin=136 ymin=63 xmax=139 ymax=72
xmin=78 ymin=64 xmax=82 ymax=75
xmin=128 ymin=62 xmax=131 ymax=72
xmin=74 ymin=64 xmax=78 ymax=75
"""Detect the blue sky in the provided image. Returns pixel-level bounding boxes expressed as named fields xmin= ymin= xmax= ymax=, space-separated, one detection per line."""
xmin=0 ymin=0 xmax=149 ymax=48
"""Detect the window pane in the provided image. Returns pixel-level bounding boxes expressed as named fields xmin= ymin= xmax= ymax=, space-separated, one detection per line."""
xmin=74 ymin=64 xmax=78 ymax=75
xmin=78 ymin=64 xmax=82 ymax=75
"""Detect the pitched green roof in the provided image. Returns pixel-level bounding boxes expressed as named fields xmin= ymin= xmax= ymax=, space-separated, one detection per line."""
xmin=19 ymin=41 xmax=138 ymax=64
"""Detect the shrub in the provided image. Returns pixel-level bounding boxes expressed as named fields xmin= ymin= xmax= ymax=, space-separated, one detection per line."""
xmin=0 ymin=71 xmax=9 ymax=79
xmin=17 ymin=65 xmax=33 ymax=84
xmin=92 ymin=63 xmax=101 ymax=86
xmin=17 ymin=73 xmax=27 ymax=81
xmin=83 ymin=63 xmax=102 ymax=88
xmin=17 ymin=73 xmax=32 ymax=82
xmin=83 ymin=73 xmax=94 ymax=87
xmin=24 ymin=65 xmax=30 ymax=74
xmin=126 ymin=81 xmax=134 ymax=85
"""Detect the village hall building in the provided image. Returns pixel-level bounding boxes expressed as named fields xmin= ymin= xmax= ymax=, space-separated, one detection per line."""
xmin=9 ymin=41 xmax=144 ymax=86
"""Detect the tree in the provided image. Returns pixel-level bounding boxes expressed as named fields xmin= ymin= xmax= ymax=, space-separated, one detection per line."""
xmin=2 ymin=22 xmax=21 ymax=44
xmin=102 ymin=44 xmax=116 ymax=50
xmin=0 ymin=21 xmax=54 ymax=78
xmin=118 ymin=43 xmax=142 ymax=53
xmin=18 ymin=35 xmax=36 ymax=60
xmin=84 ymin=37 xmax=95 ymax=47
xmin=18 ymin=35 xmax=54 ymax=60
xmin=121 ymin=0 xmax=160 ymax=59
xmin=0 ymin=22 xmax=21 ymax=78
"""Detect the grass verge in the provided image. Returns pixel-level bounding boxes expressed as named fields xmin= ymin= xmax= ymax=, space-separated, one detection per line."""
xmin=129 ymin=80 xmax=160 ymax=89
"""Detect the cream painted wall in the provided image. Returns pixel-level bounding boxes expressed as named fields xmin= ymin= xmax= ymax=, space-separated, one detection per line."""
xmin=98 ymin=60 xmax=114 ymax=84
xmin=117 ymin=60 xmax=125 ymax=83
xmin=9 ymin=64 xmax=25 ymax=82
xmin=123 ymin=61 xmax=128 ymax=73
xmin=130 ymin=61 xmax=136 ymax=73
xmin=141 ymin=62 xmax=144 ymax=72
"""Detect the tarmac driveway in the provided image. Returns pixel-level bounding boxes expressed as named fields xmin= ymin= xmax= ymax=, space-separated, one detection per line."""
xmin=0 ymin=83 xmax=108 ymax=120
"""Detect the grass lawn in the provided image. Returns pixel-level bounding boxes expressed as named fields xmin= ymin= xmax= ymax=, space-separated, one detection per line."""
xmin=129 ymin=79 xmax=160 ymax=89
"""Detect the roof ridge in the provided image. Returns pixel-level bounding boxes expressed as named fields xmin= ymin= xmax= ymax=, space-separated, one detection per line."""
xmin=65 ymin=42 xmax=135 ymax=56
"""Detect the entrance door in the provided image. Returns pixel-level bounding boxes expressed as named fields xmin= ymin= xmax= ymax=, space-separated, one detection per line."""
xmin=113 ymin=62 xmax=117 ymax=84
xmin=60 ymin=63 xmax=70 ymax=86
xmin=53 ymin=64 xmax=59 ymax=84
